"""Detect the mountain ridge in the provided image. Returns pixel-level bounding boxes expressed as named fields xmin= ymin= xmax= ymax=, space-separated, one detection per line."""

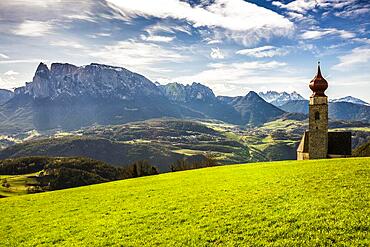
xmin=258 ymin=91 xmax=306 ymax=107
xmin=280 ymin=100 xmax=370 ymax=122
xmin=1 ymin=62 xmax=369 ymax=133
xmin=0 ymin=62 xmax=286 ymax=132
xmin=330 ymin=96 xmax=369 ymax=106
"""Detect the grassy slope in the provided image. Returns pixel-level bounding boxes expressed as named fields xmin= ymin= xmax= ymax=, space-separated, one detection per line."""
xmin=1 ymin=158 xmax=369 ymax=246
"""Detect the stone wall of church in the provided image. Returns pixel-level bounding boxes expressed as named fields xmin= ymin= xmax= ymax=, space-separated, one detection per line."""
xmin=308 ymin=96 xmax=328 ymax=159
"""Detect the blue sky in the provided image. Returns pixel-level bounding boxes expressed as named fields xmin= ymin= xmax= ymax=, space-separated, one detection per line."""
xmin=0 ymin=0 xmax=369 ymax=101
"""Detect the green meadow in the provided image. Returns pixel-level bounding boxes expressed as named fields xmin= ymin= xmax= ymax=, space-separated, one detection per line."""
xmin=1 ymin=158 xmax=369 ymax=246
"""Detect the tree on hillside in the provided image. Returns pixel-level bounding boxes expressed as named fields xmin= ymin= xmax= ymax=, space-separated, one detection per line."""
xmin=170 ymin=153 xmax=219 ymax=172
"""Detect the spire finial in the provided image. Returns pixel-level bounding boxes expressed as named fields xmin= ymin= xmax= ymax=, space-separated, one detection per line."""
xmin=317 ymin=61 xmax=322 ymax=77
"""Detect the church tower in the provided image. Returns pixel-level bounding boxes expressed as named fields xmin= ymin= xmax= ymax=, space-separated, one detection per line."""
xmin=297 ymin=63 xmax=352 ymax=160
xmin=308 ymin=62 xmax=328 ymax=159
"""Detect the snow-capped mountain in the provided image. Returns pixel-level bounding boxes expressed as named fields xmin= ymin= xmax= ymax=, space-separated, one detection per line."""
xmin=330 ymin=96 xmax=369 ymax=106
xmin=258 ymin=91 xmax=305 ymax=107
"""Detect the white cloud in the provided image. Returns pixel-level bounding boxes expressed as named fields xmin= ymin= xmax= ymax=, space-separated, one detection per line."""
xmin=272 ymin=0 xmax=367 ymax=25
xmin=210 ymin=48 xmax=224 ymax=59
xmin=4 ymin=70 xmax=19 ymax=76
xmin=0 ymin=59 xmax=43 ymax=64
xmin=334 ymin=7 xmax=370 ymax=17
xmin=333 ymin=46 xmax=370 ymax=70
xmin=172 ymin=61 xmax=286 ymax=85
xmin=170 ymin=61 xmax=310 ymax=96
xmin=0 ymin=53 xmax=9 ymax=59
xmin=90 ymin=40 xmax=189 ymax=68
xmin=207 ymin=61 xmax=287 ymax=70
xmin=87 ymin=33 xmax=112 ymax=39
xmin=0 ymin=73 xmax=21 ymax=89
xmin=353 ymin=38 xmax=370 ymax=45
xmin=207 ymin=39 xmax=222 ymax=45
xmin=107 ymin=0 xmax=294 ymax=46
xmin=64 ymin=12 xmax=97 ymax=23
xmin=1 ymin=0 xmax=62 ymax=8
xmin=300 ymin=28 xmax=356 ymax=40
xmin=272 ymin=0 xmax=316 ymax=14
xmin=140 ymin=34 xmax=175 ymax=43
xmin=13 ymin=20 xmax=53 ymax=37
xmin=236 ymin=46 xmax=289 ymax=58
xmin=95 ymin=33 xmax=111 ymax=37
xmin=140 ymin=22 xmax=192 ymax=43
xmin=272 ymin=0 xmax=358 ymax=14
xmin=50 ymin=40 xmax=85 ymax=49
xmin=145 ymin=22 xmax=192 ymax=36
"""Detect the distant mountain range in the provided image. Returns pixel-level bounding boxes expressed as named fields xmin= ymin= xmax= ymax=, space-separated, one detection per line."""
xmin=258 ymin=91 xmax=305 ymax=106
xmin=330 ymin=96 xmax=369 ymax=106
xmin=280 ymin=100 xmax=370 ymax=122
xmin=258 ymin=91 xmax=369 ymax=107
xmin=0 ymin=62 xmax=369 ymax=134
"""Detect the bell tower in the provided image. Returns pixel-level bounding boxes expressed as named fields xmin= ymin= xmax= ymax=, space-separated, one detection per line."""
xmin=308 ymin=62 xmax=328 ymax=159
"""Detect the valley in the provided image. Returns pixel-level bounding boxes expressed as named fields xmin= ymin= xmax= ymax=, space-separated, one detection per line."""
xmin=1 ymin=117 xmax=369 ymax=175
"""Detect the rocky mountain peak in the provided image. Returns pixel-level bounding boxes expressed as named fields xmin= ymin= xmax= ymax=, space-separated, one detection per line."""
xmin=34 ymin=62 xmax=50 ymax=79
xmin=50 ymin=63 xmax=78 ymax=78
xmin=32 ymin=62 xmax=51 ymax=98
xmin=160 ymin=82 xmax=215 ymax=103
xmin=188 ymin=82 xmax=215 ymax=102
xmin=15 ymin=62 xmax=161 ymax=99
xmin=244 ymin=91 xmax=264 ymax=102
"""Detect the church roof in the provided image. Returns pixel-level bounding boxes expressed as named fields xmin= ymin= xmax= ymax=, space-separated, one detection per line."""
xmin=309 ymin=62 xmax=328 ymax=97
xmin=297 ymin=131 xmax=309 ymax=153
xmin=328 ymin=132 xmax=352 ymax=155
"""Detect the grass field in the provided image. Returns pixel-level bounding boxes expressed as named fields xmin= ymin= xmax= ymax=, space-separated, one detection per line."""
xmin=1 ymin=158 xmax=369 ymax=246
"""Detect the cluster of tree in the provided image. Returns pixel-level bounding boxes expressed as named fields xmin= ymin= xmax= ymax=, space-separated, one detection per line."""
xmin=121 ymin=160 xmax=159 ymax=179
xmin=0 ymin=156 xmax=49 ymax=175
xmin=170 ymin=154 xmax=219 ymax=172
xmin=0 ymin=152 xmax=230 ymax=193
xmin=0 ymin=156 xmax=159 ymax=191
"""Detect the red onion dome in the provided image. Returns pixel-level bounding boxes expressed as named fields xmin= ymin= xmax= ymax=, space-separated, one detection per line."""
xmin=309 ymin=62 xmax=328 ymax=97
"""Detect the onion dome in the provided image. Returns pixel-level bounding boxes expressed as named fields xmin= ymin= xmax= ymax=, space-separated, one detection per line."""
xmin=309 ymin=62 xmax=328 ymax=97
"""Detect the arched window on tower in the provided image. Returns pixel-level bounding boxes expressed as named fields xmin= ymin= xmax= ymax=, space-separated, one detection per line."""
xmin=315 ymin=111 xmax=320 ymax=120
